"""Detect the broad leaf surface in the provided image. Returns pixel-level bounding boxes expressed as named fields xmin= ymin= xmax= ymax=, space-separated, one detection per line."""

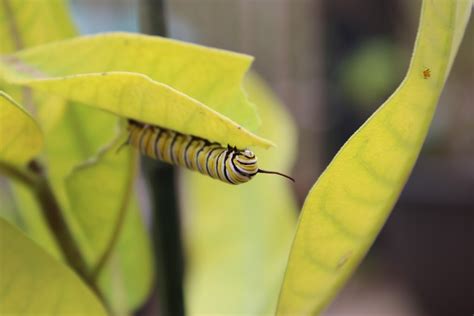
xmin=276 ymin=1 xmax=472 ymax=315
xmin=0 ymin=91 xmax=42 ymax=164
xmin=183 ymin=73 xmax=297 ymax=315
xmin=4 ymin=181 xmax=61 ymax=259
xmin=0 ymin=32 xmax=273 ymax=149
xmin=5 ymin=32 xmax=259 ymax=129
xmin=64 ymin=137 xmax=154 ymax=311
xmin=65 ymin=138 xmax=135 ymax=266
xmin=0 ymin=218 xmax=107 ymax=315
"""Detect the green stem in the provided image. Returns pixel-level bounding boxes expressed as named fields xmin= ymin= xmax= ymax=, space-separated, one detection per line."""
xmin=0 ymin=162 xmax=37 ymax=187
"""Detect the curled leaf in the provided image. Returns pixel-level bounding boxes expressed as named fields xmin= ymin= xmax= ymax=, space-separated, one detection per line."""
xmin=0 ymin=72 xmax=273 ymax=149
xmin=0 ymin=32 xmax=272 ymax=148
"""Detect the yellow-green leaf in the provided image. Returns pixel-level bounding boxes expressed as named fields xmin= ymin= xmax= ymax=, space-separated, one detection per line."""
xmin=0 ymin=91 xmax=42 ymax=164
xmin=0 ymin=0 xmax=75 ymax=53
xmin=1 ymin=71 xmax=272 ymax=149
xmin=0 ymin=217 xmax=107 ymax=315
xmin=4 ymin=181 xmax=61 ymax=259
xmin=10 ymin=32 xmax=257 ymax=129
xmin=183 ymin=73 xmax=297 ymax=315
xmin=0 ymin=179 xmax=18 ymax=224
xmin=0 ymin=0 xmax=76 ymax=127
xmin=98 ymin=196 xmax=154 ymax=312
xmin=276 ymin=1 xmax=472 ymax=315
xmin=64 ymin=137 xmax=154 ymax=311
xmin=65 ymin=138 xmax=135 ymax=266
xmin=0 ymin=32 xmax=272 ymax=148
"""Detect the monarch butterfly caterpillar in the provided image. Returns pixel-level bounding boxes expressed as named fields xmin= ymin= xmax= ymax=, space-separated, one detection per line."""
xmin=126 ymin=120 xmax=294 ymax=185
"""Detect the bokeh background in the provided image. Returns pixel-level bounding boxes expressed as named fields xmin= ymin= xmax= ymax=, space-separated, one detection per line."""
xmin=69 ymin=0 xmax=473 ymax=315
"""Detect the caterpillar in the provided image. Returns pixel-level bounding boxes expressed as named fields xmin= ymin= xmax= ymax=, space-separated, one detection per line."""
xmin=126 ymin=120 xmax=294 ymax=185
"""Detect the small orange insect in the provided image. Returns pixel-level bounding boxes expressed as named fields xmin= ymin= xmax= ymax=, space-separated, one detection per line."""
xmin=423 ymin=68 xmax=431 ymax=79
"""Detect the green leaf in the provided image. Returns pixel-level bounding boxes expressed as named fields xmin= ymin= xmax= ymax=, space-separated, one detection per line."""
xmin=0 ymin=32 xmax=273 ymax=149
xmin=4 ymin=182 xmax=61 ymax=259
xmin=0 ymin=0 xmax=76 ymax=139
xmin=0 ymin=179 xmax=18 ymax=224
xmin=276 ymin=1 xmax=472 ymax=315
xmin=64 ymin=137 xmax=154 ymax=311
xmin=0 ymin=91 xmax=42 ymax=164
xmin=0 ymin=217 xmax=107 ymax=315
xmin=98 ymin=196 xmax=154 ymax=312
xmin=183 ymin=73 xmax=297 ymax=315
xmin=0 ymin=0 xmax=76 ymax=53
xmin=65 ymin=137 xmax=135 ymax=266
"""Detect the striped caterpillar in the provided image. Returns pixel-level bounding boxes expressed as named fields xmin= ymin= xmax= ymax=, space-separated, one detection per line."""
xmin=126 ymin=120 xmax=294 ymax=185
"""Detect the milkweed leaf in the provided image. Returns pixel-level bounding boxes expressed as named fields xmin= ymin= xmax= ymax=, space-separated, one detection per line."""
xmin=64 ymin=138 xmax=154 ymax=311
xmin=98 ymin=196 xmax=154 ymax=312
xmin=0 ymin=33 xmax=272 ymax=149
xmin=0 ymin=217 xmax=107 ymax=315
xmin=63 ymin=136 xmax=135 ymax=264
xmin=276 ymin=0 xmax=472 ymax=314
xmin=0 ymin=0 xmax=75 ymax=126
xmin=0 ymin=0 xmax=75 ymax=54
xmin=0 ymin=91 xmax=42 ymax=164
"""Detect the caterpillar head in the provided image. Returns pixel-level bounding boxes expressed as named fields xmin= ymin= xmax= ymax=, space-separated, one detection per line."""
xmin=227 ymin=146 xmax=294 ymax=183
xmin=232 ymin=149 xmax=259 ymax=176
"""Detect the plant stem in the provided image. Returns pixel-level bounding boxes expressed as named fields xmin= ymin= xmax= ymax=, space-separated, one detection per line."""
xmin=139 ymin=1 xmax=186 ymax=316
xmin=0 ymin=162 xmax=37 ymax=187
